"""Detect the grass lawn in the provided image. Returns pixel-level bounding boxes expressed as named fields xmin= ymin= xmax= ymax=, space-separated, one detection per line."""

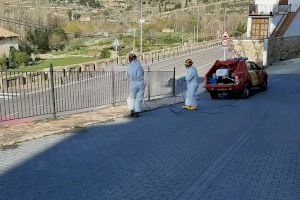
xmin=12 ymin=57 xmax=99 ymax=72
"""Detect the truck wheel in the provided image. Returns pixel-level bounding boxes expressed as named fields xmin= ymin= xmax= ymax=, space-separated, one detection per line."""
xmin=261 ymin=79 xmax=268 ymax=91
xmin=209 ymin=91 xmax=218 ymax=99
xmin=241 ymin=84 xmax=250 ymax=99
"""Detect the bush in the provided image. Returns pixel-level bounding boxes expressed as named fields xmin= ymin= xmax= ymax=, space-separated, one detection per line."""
xmin=0 ymin=55 xmax=8 ymax=71
xmin=25 ymin=28 xmax=50 ymax=53
xmin=70 ymin=39 xmax=85 ymax=50
xmin=100 ymin=48 xmax=111 ymax=59
xmin=233 ymin=22 xmax=246 ymax=38
xmin=161 ymin=34 xmax=181 ymax=45
xmin=49 ymin=28 xmax=68 ymax=51
xmin=14 ymin=52 xmax=30 ymax=66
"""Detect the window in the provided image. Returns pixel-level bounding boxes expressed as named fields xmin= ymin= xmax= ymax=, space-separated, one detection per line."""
xmin=251 ymin=18 xmax=269 ymax=39
xmin=247 ymin=62 xmax=261 ymax=71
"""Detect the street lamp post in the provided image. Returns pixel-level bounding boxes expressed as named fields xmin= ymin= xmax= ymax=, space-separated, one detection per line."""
xmin=140 ymin=0 xmax=143 ymax=54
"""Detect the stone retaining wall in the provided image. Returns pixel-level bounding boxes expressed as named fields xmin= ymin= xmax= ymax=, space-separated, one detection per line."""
xmin=267 ymin=36 xmax=300 ymax=65
xmin=231 ymin=39 xmax=264 ymax=65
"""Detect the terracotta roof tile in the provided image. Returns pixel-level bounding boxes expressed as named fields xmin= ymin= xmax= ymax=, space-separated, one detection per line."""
xmin=0 ymin=28 xmax=19 ymax=38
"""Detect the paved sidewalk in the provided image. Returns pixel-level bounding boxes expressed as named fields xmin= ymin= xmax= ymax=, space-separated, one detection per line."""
xmin=0 ymin=96 xmax=184 ymax=147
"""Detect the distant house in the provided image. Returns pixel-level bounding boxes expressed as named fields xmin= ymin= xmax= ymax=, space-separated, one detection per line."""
xmin=162 ymin=28 xmax=175 ymax=33
xmin=124 ymin=29 xmax=136 ymax=36
xmin=0 ymin=28 xmax=19 ymax=57
xmin=79 ymin=16 xmax=91 ymax=22
xmin=247 ymin=0 xmax=300 ymax=39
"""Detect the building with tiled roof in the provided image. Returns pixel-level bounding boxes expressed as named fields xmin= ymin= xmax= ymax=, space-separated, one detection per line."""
xmin=0 ymin=28 xmax=19 ymax=57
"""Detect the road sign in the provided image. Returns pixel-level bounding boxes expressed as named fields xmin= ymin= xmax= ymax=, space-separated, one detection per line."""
xmin=139 ymin=18 xmax=145 ymax=23
xmin=221 ymin=31 xmax=230 ymax=59
xmin=113 ymin=38 xmax=120 ymax=57
xmin=221 ymin=31 xmax=230 ymax=40
xmin=221 ymin=31 xmax=230 ymax=48
xmin=113 ymin=38 xmax=120 ymax=47
xmin=221 ymin=39 xmax=229 ymax=47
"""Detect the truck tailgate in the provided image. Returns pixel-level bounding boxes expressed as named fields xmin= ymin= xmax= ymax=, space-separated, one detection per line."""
xmin=205 ymin=84 xmax=236 ymax=91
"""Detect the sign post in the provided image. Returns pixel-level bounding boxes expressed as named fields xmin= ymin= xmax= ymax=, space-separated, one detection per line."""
xmin=113 ymin=38 xmax=120 ymax=55
xmin=113 ymin=38 xmax=120 ymax=64
xmin=221 ymin=31 xmax=230 ymax=60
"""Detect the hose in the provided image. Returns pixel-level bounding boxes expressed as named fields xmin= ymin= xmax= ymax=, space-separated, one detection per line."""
xmin=142 ymin=78 xmax=239 ymax=116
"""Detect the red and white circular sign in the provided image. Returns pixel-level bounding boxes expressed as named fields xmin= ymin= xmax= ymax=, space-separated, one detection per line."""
xmin=221 ymin=31 xmax=230 ymax=47
xmin=221 ymin=39 xmax=229 ymax=47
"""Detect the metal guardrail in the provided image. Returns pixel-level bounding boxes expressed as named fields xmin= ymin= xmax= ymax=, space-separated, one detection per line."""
xmin=0 ymin=66 xmax=175 ymax=122
xmin=0 ymin=40 xmax=221 ymax=122
xmin=249 ymin=4 xmax=300 ymax=15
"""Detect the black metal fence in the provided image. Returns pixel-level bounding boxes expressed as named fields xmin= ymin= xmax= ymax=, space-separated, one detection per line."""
xmin=0 ymin=67 xmax=175 ymax=121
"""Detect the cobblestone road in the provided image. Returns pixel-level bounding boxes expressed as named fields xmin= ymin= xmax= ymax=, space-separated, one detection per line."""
xmin=0 ymin=59 xmax=300 ymax=200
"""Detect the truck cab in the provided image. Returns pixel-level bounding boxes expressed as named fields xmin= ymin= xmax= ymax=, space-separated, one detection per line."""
xmin=204 ymin=58 xmax=268 ymax=99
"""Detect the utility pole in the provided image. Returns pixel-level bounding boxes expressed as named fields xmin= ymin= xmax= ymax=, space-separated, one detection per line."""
xmin=133 ymin=29 xmax=136 ymax=51
xmin=194 ymin=26 xmax=196 ymax=44
xmin=224 ymin=7 xmax=226 ymax=32
xmin=223 ymin=7 xmax=227 ymax=60
xmin=140 ymin=0 xmax=143 ymax=54
xmin=181 ymin=27 xmax=184 ymax=46
xmin=196 ymin=2 xmax=200 ymax=43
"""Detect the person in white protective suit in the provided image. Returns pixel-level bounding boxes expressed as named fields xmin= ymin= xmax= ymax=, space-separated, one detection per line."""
xmin=127 ymin=53 xmax=145 ymax=117
xmin=183 ymin=59 xmax=199 ymax=110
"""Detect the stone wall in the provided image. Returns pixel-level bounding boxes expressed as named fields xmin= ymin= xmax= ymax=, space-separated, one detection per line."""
xmin=267 ymin=36 xmax=300 ymax=65
xmin=231 ymin=39 xmax=265 ymax=65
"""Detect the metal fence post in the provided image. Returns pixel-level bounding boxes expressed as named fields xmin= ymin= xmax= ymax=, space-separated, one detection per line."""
xmin=112 ymin=70 xmax=115 ymax=106
xmin=49 ymin=63 xmax=56 ymax=118
xmin=172 ymin=67 xmax=176 ymax=97
xmin=148 ymin=66 xmax=150 ymax=101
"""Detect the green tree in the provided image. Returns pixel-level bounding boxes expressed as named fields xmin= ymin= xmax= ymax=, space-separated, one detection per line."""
xmin=49 ymin=27 xmax=68 ymax=50
xmin=161 ymin=34 xmax=181 ymax=44
xmin=25 ymin=28 xmax=50 ymax=53
xmin=70 ymin=39 xmax=85 ymax=50
xmin=0 ymin=55 xmax=8 ymax=71
xmin=68 ymin=10 xmax=73 ymax=21
xmin=100 ymin=48 xmax=111 ymax=59
xmin=14 ymin=52 xmax=29 ymax=66
xmin=233 ymin=22 xmax=246 ymax=37
xmin=8 ymin=47 xmax=17 ymax=68
xmin=73 ymin=13 xmax=81 ymax=21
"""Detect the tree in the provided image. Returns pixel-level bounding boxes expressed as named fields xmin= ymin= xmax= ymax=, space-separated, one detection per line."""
xmin=25 ymin=28 xmax=50 ymax=53
xmin=73 ymin=13 xmax=81 ymax=21
xmin=0 ymin=55 xmax=8 ymax=71
xmin=14 ymin=52 xmax=29 ymax=66
xmin=100 ymin=48 xmax=111 ymax=59
xmin=161 ymin=34 xmax=181 ymax=45
xmin=68 ymin=10 xmax=73 ymax=21
xmin=49 ymin=28 xmax=68 ymax=50
xmin=233 ymin=22 xmax=246 ymax=38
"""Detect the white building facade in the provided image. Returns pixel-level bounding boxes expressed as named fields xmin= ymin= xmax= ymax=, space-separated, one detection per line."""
xmin=0 ymin=28 xmax=19 ymax=57
xmin=247 ymin=0 xmax=300 ymax=39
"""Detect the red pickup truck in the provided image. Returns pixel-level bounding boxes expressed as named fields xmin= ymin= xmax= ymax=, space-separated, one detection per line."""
xmin=204 ymin=58 xmax=268 ymax=99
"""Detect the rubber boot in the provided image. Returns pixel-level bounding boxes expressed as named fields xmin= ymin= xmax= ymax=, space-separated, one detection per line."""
xmin=130 ymin=110 xmax=135 ymax=117
xmin=188 ymin=106 xmax=198 ymax=110
xmin=182 ymin=105 xmax=190 ymax=109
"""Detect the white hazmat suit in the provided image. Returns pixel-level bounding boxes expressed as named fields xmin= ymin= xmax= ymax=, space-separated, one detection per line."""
xmin=127 ymin=59 xmax=145 ymax=113
xmin=185 ymin=66 xmax=199 ymax=107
